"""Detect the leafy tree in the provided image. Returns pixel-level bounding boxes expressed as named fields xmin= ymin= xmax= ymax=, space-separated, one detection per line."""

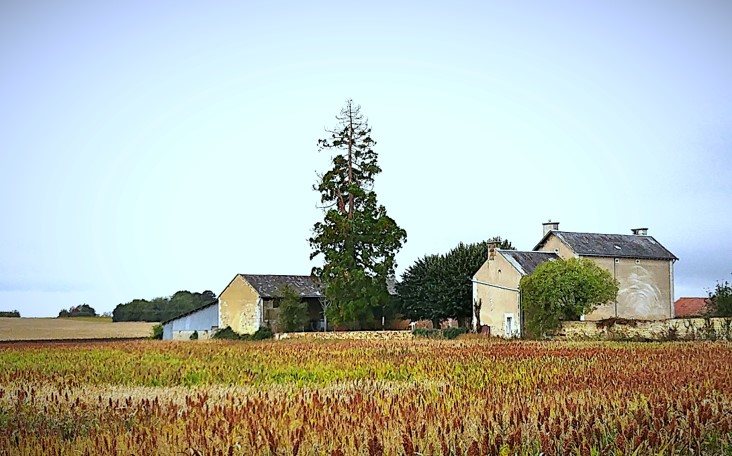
xmin=112 ymin=290 xmax=216 ymax=322
xmin=0 ymin=310 xmax=20 ymax=318
xmin=277 ymin=284 xmax=307 ymax=332
xmin=309 ymin=100 xmax=407 ymax=329
xmin=708 ymin=275 xmax=732 ymax=317
xmin=58 ymin=304 xmax=97 ymax=318
xmin=397 ymin=238 xmax=513 ymax=328
xmin=150 ymin=324 xmax=163 ymax=340
xmin=519 ymin=258 xmax=618 ymax=338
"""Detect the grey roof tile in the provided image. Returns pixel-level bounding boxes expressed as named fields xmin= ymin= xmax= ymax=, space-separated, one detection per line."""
xmin=501 ymin=250 xmax=559 ymax=275
xmin=241 ymin=274 xmax=324 ymax=298
xmin=536 ymin=231 xmax=677 ymax=260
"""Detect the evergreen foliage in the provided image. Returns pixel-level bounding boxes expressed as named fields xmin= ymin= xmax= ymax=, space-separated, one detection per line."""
xmin=310 ymin=100 xmax=407 ymax=328
xmin=708 ymin=276 xmax=732 ymax=317
xmin=113 ymin=290 xmax=216 ymax=322
xmin=519 ymin=258 xmax=618 ymax=338
xmin=397 ymin=237 xmax=513 ymax=327
xmin=0 ymin=310 xmax=21 ymax=318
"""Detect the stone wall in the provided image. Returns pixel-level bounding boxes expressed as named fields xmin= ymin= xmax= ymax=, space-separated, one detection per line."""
xmin=276 ymin=330 xmax=414 ymax=341
xmin=559 ymin=317 xmax=732 ymax=341
xmin=171 ymin=329 xmax=216 ymax=341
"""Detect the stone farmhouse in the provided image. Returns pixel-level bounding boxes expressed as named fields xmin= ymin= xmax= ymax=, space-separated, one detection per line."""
xmin=162 ymin=274 xmax=324 ymax=340
xmin=162 ymin=274 xmax=402 ymax=340
xmin=472 ymin=222 xmax=678 ymax=338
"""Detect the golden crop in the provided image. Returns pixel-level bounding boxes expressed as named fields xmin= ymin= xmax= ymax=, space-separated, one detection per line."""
xmin=0 ymin=339 xmax=730 ymax=455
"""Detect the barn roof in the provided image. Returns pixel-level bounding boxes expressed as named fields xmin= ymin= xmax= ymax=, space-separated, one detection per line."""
xmin=501 ymin=250 xmax=559 ymax=275
xmin=241 ymin=274 xmax=324 ymax=298
xmin=535 ymin=231 xmax=677 ymax=260
xmin=241 ymin=274 xmax=398 ymax=298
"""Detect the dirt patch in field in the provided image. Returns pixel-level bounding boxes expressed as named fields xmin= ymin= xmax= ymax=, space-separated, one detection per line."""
xmin=0 ymin=317 xmax=157 ymax=340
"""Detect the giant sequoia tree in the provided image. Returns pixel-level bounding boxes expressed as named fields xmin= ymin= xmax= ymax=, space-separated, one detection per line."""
xmin=310 ymin=100 xmax=407 ymax=328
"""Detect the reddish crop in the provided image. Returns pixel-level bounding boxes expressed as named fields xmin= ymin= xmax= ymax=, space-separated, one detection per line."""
xmin=0 ymin=339 xmax=730 ymax=455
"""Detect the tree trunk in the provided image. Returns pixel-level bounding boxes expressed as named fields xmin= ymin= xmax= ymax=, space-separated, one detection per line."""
xmin=431 ymin=318 xmax=441 ymax=330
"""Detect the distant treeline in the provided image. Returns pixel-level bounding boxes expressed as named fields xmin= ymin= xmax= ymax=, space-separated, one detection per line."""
xmin=0 ymin=310 xmax=20 ymax=318
xmin=113 ymin=290 xmax=216 ymax=322
xmin=58 ymin=304 xmax=97 ymax=318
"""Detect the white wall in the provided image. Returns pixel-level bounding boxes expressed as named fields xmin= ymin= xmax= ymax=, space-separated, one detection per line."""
xmin=162 ymin=303 xmax=219 ymax=340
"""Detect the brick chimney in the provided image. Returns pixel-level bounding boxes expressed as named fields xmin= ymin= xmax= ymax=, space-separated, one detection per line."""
xmin=487 ymin=242 xmax=497 ymax=260
xmin=542 ymin=220 xmax=559 ymax=236
xmin=631 ymin=228 xmax=648 ymax=236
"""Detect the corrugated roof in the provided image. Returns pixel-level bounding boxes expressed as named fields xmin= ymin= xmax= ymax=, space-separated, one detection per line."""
xmin=535 ymin=231 xmax=677 ymax=260
xmin=241 ymin=274 xmax=324 ymax=298
xmin=501 ymin=250 xmax=559 ymax=275
xmin=674 ymin=297 xmax=711 ymax=318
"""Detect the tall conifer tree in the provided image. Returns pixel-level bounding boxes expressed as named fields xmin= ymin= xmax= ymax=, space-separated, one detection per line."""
xmin=310 ymin=100 xmax=407 ymax=328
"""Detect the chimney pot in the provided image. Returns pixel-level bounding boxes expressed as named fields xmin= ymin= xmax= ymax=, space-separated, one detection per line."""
xmin=631 ymin=228 xmax=648 ymax=236
xmin=542 ymin=220 xmax=560 ymax=236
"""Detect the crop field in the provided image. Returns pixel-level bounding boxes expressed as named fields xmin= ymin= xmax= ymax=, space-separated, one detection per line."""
xmin=0 ymin=339 xmax=731 ymax=455
xmin=0 ymin=317 xmax=156 ymax=341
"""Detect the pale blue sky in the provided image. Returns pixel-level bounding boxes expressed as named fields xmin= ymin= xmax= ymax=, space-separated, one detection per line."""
xmin=2 ymin=1 xmax=730 ymax=317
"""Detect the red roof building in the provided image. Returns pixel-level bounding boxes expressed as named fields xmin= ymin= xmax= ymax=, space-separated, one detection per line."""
xmin=674 ymin=297 xmax=711 ymax=318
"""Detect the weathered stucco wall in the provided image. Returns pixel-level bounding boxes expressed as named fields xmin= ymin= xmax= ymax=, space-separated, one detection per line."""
xmin=560 ymin=318 xmax=732 ymax=340
xmin=162 ymin=304 xmax=219 ymax=340
xmin=537 ymin=235 xmax=575 ymax=259
xmin=474 ymin=251 xmax=522 ymax=337
xmin=537 ymin=234 xmax=673 ymax=321
xmin=577 ymin=257 xmax=672 ymax=321
xmin=219 ymin=275 xmax=261 ymax=335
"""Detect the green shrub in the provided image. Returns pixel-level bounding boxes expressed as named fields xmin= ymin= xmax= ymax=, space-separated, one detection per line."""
xmin=412 ymin=327 xmax=469 ymax=340
xmin=442 ymin=327 xmax=468 ymax=340
xmin=212 ymin=326 xmax=241 ymax=340
xmin=211 ymin=326 xmax=272 ymax=341
xmin=412 ymin=328 xmax=441 ymax=339
xmin=189 ymin=331 xmax=198 ymax=340
xmin=150 ymin=324 xmax=163 ymax=340
xmin=252 ymin=326 xmax=273 ymax=340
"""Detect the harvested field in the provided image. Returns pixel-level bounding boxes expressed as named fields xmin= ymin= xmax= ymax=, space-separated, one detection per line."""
xmin=0 ymin=338 xmax=731 ymax=455
xmin=0 ymin=317 xmax=156 ymax=341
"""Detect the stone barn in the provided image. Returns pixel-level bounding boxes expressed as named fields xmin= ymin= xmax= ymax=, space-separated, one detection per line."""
xmin=162 ymin=274 xmax=324 ymax=340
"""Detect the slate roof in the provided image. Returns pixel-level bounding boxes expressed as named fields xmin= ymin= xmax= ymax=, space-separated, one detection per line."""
xmin=674 ymin=297 xmax=711 ymax=318
xmin=241 ymin=274 xmax=324 ymax=299
xmin=500 ymin=250 xmax=559 ymax=275
xmin=241 ymin=274 xmax=398 ymax=298
xmin=535 ymin=231 xmax=677 ymax=260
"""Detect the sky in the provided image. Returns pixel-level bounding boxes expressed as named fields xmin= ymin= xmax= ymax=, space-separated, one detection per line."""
xmin=1 ymin=1 xmax=731 ymax=317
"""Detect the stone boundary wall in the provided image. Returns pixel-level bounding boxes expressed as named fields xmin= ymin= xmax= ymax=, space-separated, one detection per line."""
xmin=171 ymin=329 xmax=216 ymax=341
xmin=560 ymin=317 xmax=732 ymax=341
xmin=276 ymin=330 xmax=414 ymax=341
